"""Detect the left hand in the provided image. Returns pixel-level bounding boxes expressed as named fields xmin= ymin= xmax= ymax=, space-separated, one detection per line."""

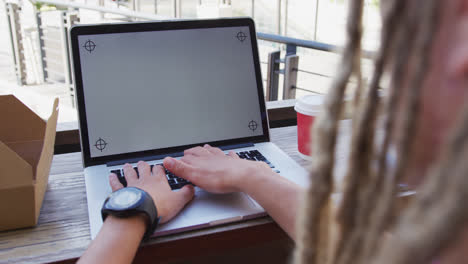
xmin=109 ymin=161 xmax=195 ymax=223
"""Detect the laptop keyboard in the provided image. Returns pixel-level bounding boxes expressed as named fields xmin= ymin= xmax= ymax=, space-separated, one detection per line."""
xmin=110 ymin=150 xmax=279 ymax=190
xmin=111 ymin=165 xmax=192 ymax=190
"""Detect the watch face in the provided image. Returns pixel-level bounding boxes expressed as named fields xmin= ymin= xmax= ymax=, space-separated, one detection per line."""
xmin=108 ymin=188 xmax=142 ymax=209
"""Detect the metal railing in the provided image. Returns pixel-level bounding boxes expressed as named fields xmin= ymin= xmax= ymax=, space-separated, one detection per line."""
xmin=4 ymin=1 xmax=26 ymax=84
xmin=3 ymin=0 xmax=374 ymax=105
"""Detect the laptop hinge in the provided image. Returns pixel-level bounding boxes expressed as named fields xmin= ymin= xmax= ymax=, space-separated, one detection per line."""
xmin=106 ymin=142 xmax=255 ymax=167
xmin=218 ymin=142 xmax=254 ymax=151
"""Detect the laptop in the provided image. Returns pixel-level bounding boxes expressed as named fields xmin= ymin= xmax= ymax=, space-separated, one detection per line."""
xmin=70 ymin=18 xmax=308 ymax=239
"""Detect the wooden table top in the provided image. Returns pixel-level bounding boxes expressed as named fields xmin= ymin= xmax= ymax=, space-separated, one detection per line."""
xmin=0 ymin=126 xmax=310 ymax=264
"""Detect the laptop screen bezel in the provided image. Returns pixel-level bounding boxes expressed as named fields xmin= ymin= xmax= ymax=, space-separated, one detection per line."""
xmin=70 ymin=18 xmax=270 ymax=167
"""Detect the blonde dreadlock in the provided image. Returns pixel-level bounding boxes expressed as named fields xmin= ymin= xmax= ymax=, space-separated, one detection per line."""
xmin=293 ymin=0 xmax=364 ymax=263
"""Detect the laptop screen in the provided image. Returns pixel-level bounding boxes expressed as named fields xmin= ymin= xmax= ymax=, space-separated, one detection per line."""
xmin=71 ymin=19 xmax=269 ymax=165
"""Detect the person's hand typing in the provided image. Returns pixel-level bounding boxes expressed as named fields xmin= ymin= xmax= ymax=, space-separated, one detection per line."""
xmin=109 ymin=161 xmax=195 ymax=223
xmin=163 ymin=144 xmax=271 ymax=194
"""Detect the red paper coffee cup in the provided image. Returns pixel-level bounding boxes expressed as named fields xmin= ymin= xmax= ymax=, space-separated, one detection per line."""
xmin=295 ymin=95 xmax=324 ymax=160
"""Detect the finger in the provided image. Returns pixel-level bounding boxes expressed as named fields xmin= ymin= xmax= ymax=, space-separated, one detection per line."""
xmin=180 ymin=155 xmax=196 ymax=165
xmin=163 ymin=157 xmax=196 ymax=181
xmin=123 ymin=163 xmax=138 ymax=184
xmin=174 ymin=185 xmax=195 ymax=208
xmin=204 ymin=144 xmax=224 ymax=155
xmin=228 ymin=151 xmax=240 ymax=159
xmin=184 ymin=146 xmax=210 ymax=157
xmin=152 ymin=165 xmax=167 ymax=183
xmin=137 ymin=161 xmax=151 ymax=178
xmin=109 ymin=173 xmax=123 ymax=191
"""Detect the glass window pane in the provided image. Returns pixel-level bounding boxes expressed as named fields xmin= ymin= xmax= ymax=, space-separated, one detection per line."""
xmin=155 ymin=0 xmax=174 ymax=17
xmin=181 ymin=0 xmax=198 ymax=18
xmin=285 ymin=0 xmax=316 ymax=39
xmin=254 ymin=0 xmax=279 ymax=34
xmin=231 ymin=0 xmax=253 ymax=17
xmin=315 ymin=0 xmax=381 ymax=50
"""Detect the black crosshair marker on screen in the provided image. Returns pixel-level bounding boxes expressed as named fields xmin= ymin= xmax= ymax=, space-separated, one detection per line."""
xmin=83 ymin=40 xmax=96 ymax=53
xmin=236 ymin=31 xmax=247 ymax=42
xmin=94 ymin=137 xmax=107 ymax=152
xmin=248 ymin=120 xmax=258 ymax=132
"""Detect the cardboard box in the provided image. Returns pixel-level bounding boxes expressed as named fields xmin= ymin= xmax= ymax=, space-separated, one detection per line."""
xmin=0 ymin=95 xmax=58 ymax=231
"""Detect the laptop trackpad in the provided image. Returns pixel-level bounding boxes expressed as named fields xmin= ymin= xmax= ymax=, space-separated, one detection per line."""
xmin=192 ymin=189 xmax=256 ymax=212
xmin=157 ymin=189 xmax=258 ymax=232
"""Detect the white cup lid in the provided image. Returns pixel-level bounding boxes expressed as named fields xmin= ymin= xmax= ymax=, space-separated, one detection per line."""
xmin=295 ymin=95 xmax=324 ymax=116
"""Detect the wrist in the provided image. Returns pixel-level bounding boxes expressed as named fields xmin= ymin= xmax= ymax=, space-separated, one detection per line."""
xmin=105 ymin=214 xmax=147 ymax=237
xmin=235 ymin=161 xmax=272 ymax=193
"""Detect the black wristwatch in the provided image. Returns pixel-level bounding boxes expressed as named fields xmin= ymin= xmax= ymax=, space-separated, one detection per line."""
xmin=101 ymin=187 xmax=160 ymax=241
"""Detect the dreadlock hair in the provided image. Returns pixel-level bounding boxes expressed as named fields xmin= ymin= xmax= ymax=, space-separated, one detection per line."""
xmin=293 ymin=0 xmax=364 ymax=263
xmin=293 ymin=0 xmax=468 ymax=263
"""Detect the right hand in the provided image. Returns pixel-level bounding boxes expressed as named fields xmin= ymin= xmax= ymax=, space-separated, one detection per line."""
xmin=163 ymin=144 xmax=271 ymax=193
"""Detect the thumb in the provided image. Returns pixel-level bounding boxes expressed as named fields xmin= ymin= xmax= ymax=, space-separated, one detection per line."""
xmin=228 ymin=150 xmax=240 ymax=159
xmin=175 ymin=185 xmax=195 ymax=208
xmin=109 ymin=173 xmax=123 ymax=191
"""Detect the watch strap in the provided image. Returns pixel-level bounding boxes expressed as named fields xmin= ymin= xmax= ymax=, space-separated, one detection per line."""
xmin=101 ymin=187 xmax=159 ymax=241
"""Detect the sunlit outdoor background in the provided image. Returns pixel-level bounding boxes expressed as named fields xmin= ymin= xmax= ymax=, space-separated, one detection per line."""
xmin=0 ymin=0 xmax=381 ymax=122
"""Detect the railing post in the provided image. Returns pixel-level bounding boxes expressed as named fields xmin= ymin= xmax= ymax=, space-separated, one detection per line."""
xmin=283 ymin=0 xmax=288 ymax=36
xmin=266 ymin=51 xmax=280 ymax=101
xmin=276 ymin=0 xmax=281 ymax=34
xmin=314 ymin=0 xmax=319 ymax=40
xmin=34 ymin=8 xmax=48 ymax=83
xmin=251 ymin=0 xmax=254 ymax=18
xmin=98 ymin=0 xmax=104 ymax=19
xmin=4 ymin=1 xmax=16 ymax=83
xmin=283 ymin=54 xmax=299 ymax=99
xmin=286 ymin=43 xmax=296 ymax=56
xmin=173 ymin=0 xmax=181 ymax=18
xmin=6 ymin=2 xmax=27 ymax=85
xmin=134 ymin=0 xmax=141 ymax=11
xmin=60 ymin=11 xmax=80 ymax=107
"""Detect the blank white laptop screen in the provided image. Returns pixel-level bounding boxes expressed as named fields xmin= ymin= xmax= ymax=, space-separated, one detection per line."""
xmin=77 ymin=26 xmax=264 ymax=158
